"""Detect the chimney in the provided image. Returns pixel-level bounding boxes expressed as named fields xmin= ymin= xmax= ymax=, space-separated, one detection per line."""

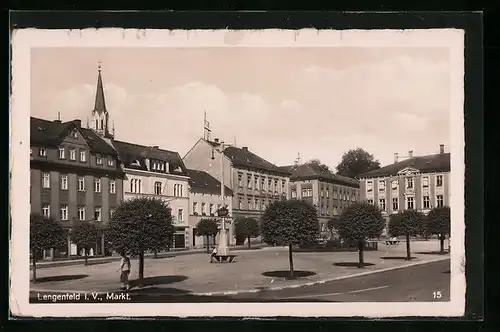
xmin=73 ymin=119 xmax=81 ymax=128
xmin=242 ymin=146 xmax=248 ymax=151
xmin=439 ymin=144 xmax=445 ymax=154
xmin=53 ymin=119 xmax=62 ymax=123
xmin=408 ymin=150 xmax=413 ymax=158
xmin=394 ymin=153 xmax=399 ymax=163
xmin=214 ymin=138 xmax=219 ymax=143
xmin=152 ymin=145 xmax=159 ymax=149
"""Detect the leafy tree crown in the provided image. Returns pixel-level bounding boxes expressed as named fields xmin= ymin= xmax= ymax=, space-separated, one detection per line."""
xmin=30 ymin=214 xmax=67 ymax=250
xmin=260 ymin=199 xmax=319 ymax=246
xmin=337 ymin=202 xmax=385 ymax=241
xmin=234 ymin=217 xmax=260 ymax=238
xmin=196 ymin=218 xmax=219 ymax=237
xmin=335 ymin=148 xmax=381 ymax=178
xmin=70 ymin=221 xmax=99 ymax=250
xmin=388 ymin=210 xmax=425 ymax=237
xmin=106 ymin=197 xmax=174 ymax=255
xmin=426 ymin=206 xmax=451 ymax=235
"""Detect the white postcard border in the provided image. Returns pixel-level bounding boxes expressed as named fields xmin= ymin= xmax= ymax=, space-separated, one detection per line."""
xmin=10 ymin=28 xmax=465 ymax=317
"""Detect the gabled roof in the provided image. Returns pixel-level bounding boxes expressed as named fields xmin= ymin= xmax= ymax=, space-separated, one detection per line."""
xmin=359 ymin=153 xmax=451 ymax=178
xmin=187 ymin=169 xmax=233 ymax=196
xmin=30 ymin=117 xmax=117 ymax=156
xmin=113 ymin=140 xmax=189 ymax=177
xmin=282 ymin=163 xmax=359 ymax=188
xmin=205 ymin=139 xmax=288 ymax=176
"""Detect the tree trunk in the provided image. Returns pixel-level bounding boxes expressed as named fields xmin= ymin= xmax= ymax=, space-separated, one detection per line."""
xmin=206 ymin=236 xmax=210 ymax=253
xmin=405 ymin=234 xmax=412 ymax=260
xmin=439 ymin=234 xmax=445 ymax=253
xmin=358 ymin=240 xmax=365 ymax=268
xmin=138 ymin=250 xmax=145 ymax=283
xmin=32 ymin=248 xmax=37 ymax=283
xmin=247 ymin=235 xmax=251 ymax=249
xmin=84 ymin=249 xmax=88 ymax=266
xmin=288 ymin=244 xmax=294 ymax=279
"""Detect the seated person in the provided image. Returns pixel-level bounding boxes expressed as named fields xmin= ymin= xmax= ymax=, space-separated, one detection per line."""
xmin=210 ymin=246 xmax=218 ymax=263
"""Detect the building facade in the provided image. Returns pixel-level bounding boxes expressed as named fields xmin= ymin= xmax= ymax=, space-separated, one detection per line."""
xmin=183 ymin=138 xmax=290 ymax=221
xmin=112 ymin=140 xmax=191 ymax=249
xmin=279 ymin=163 xmax=360 ymax=235
xmin=30 ymin=117 xmax=125 ymax=259
xmin=187 ymin=169 xmax=234 ymax=248
xmin=358 ymin=145 xmax=451 ymax=234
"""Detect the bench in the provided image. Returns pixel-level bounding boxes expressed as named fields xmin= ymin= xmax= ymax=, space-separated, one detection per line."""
xmin=212 ymin=255 xmax=237 ymax=263
xmin=386 ymin=240 xmax=400 ymax=245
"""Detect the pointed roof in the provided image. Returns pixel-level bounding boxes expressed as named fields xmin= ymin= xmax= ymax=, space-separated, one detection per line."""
xmin=93 ymin=65 xmax=107 ymax=115
xmin=187 ymin=169 xmax=233 ymax=196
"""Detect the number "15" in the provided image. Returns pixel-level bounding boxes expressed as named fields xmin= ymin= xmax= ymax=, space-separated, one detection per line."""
xmin=433 ymin=291 xmax=442 ymax=299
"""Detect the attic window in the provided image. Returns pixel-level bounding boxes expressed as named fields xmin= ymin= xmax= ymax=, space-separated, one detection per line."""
xmin=175 ymin=166 xmax=182 ymax=172
xmin=131 ymin=159 xmax=141 ymax=166
xmin=37 ymin=127 xmax=46 ymax=131
xmin=71 ymin=130 xmax=78 ymax=138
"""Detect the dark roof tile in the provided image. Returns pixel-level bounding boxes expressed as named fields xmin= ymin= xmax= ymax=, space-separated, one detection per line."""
xmin=359 ymin=153 xmax=451 ymax=178
xmin=187 ymin=169 xmax=233 ymax=196
xmin=113 ymin=140 xmax=189 ymax=176
xmin=283 ymin=163 xmax=359 ymax=188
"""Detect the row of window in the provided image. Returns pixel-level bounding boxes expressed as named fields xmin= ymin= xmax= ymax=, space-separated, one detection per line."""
xmin=366 ymin=175 xmax=444 ymax=193
xmin=291 ymin=188 xmax=356 ymax=201
xmin=41 ymin=204 xmax=113 ymax=221
xmin=41 ymin=173 xmax=116 ymax=193
xmin=33 ymin=147 xmax=114 ymax=167
xmin=129 ymin=179 xmax=184 ymax=197
xmin=192 ymin=202 xmax=222 ymax=216
xmin=236 ymin=198 xmax=283 ymax=211
xmin=238 ymin=173 xmax=286 ymax=192
xmin=367 ymin=195 xmax=445 ymax=211
xmin=319 ymin=204 xmax=349 ymax=216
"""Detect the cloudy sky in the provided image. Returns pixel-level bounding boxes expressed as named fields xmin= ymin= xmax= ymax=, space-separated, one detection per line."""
xmin=30 ymin=47 xmax=451 ymax=168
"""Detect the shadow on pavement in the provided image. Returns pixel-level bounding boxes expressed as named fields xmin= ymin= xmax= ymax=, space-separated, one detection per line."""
xmin=131 ymin=275 xmax=188 ymax=287
xmin=333 ymin=262 xmax=374 ymax=268
xmin=381 ymin=256 xmax=418 ymax=260
xmin=262 ymin=270 xmax=316 ymax=279
xmin=87 ymin=261 xmax=112 ymax=266
xmin=34 ymin=274 xmax=89 ymax=283
xmin=415 ymin=251 xmax=450 ymax=255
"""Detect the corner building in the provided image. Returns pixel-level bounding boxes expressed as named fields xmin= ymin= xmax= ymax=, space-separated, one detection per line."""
xmin=358 ymin=144 xmax=451 ymax=234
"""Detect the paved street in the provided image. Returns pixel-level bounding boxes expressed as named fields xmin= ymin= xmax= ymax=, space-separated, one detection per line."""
xmin=30 ymin=259 xmax=449 ymax=303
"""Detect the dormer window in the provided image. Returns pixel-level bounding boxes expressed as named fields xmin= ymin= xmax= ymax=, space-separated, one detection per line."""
xmin=71 ymin=130 xmax=78 ymax=138
xmin=58 ymin=147 xmax=65 ymax=159
xmin=96 ymin=155 xmax=103 ymax=165
xmin=39 ymin=148 xmax=47 ymax=157
xmin=108 ymin=159 xmax=114 ymax=166
xmin=131 ymin=159 xmax=141 ymax=166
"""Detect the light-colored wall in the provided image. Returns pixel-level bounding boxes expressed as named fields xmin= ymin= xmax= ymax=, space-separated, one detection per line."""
xmin=360 ymin=171 xmax=450 ymax=214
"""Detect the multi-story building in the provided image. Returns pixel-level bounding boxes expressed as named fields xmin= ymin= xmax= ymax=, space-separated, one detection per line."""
xmin=30 ymin=117 xmax=125 ymax=259
xmin=30 ymin=65 xmax=125 ymax=259
xmin=187 ymin=169 xmax=234 ymax=248
xmin=279 ymin=162 xmax=360 ymax=235
xmin=183 ymin=138 xmax=290 ymax=221
xmin=112 ymin=140 xmax=191 ymax=249
xmin=358 ymin=144 xmax=451 ymax=234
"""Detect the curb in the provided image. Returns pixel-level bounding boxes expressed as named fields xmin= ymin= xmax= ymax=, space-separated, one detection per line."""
xmin=190 ymin=256 xmax=450 ymax=297
xmin=31 ymin=256 xmax=450 ymax=297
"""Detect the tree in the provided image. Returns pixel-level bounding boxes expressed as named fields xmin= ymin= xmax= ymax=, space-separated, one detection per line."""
xmin=196 ymin=218 xmax=219 ymax=253
xmin=70 ymin=221 xmax=99 ymax=266
xmin=335 ymin=148 xmax=381 ymax=179
xmin=337 ymin=202 xmax=385 ymax=268
xmin=388 ymin=210 xmax=425 ymax=260
xmin=30 ymin=214 xmax=67 ymax=283
xmin=307 ymin=159 xmax=331 ymax=173
xmin=426 ymin=206 xmax=451 ymax=253
xmin=234 ymin=217 xmax=260 ymax=248
xmin=261 ymin=199 xmax=319 ymax=278
xmin=106 ymin=197 xmax=174 ymax=283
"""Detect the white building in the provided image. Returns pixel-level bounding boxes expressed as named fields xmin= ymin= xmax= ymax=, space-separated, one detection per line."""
xmin=112 ymin=140 xmax=190 ymax=248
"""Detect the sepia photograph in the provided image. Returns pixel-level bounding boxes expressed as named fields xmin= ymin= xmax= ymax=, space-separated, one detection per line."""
xmin=10 ymin=28 xmax=466 ymax=317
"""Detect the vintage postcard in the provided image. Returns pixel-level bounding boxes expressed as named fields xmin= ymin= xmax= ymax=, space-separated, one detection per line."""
xmin=10 ymin=28 xmax=465 ymax=317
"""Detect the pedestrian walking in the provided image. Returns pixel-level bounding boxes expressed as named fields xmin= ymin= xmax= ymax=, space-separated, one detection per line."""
xmin=210 ymin=246 xmax=218 ymax=263
xmin=117 ymin=251 xmax=131 ymax=290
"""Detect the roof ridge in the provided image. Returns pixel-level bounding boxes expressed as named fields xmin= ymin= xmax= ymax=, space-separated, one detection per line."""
xmin=114 ymin=139 xmax=179 ymax=154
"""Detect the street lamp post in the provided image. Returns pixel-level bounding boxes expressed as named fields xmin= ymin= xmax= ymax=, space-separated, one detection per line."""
xmin=213 ymin=141 xmax=230 ymax=256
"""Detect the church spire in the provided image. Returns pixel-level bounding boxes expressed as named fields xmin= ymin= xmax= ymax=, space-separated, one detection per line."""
xmin=93 ymin=62 xmax=107 ymax=115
